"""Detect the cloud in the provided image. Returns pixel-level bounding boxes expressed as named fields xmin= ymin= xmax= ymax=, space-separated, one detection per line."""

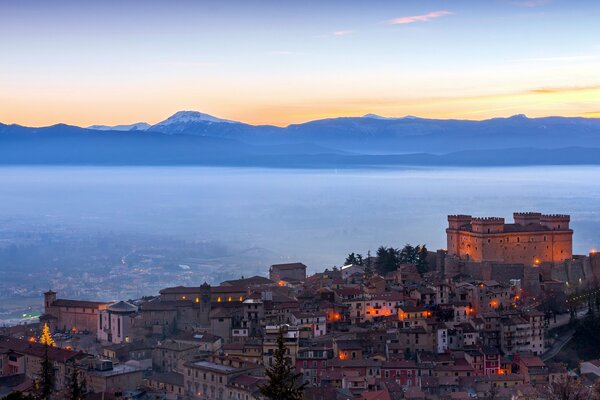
xmin=529 ymin=85 xmax=600 ymax=94
xmin=388 ymin=10 xmax=452 ymax=25
xmin=333 ymin=30 xmax=354 ymax=37
xmin=510 ymin=0 xmax=551 ymax=7
xmin=583 ymin=111 xmax=600 ymax=117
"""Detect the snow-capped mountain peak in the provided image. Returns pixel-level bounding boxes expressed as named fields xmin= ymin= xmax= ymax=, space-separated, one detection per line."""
xmin=154 ymin=111 xmax=236 ymax=126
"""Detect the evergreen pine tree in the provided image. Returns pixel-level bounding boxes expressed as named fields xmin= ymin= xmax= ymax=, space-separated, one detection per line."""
xmin=364 ymin=250 xmax=373 ymax=278
xmin=259 ymin=328 xmax=306 ymax=400
xmin=39 ymin=344 xmax=54 ymax=400
xmin=416 ymin=244 xmax=429 ymax=275
xmin=69 ymin=367 xmax=81 ymax=400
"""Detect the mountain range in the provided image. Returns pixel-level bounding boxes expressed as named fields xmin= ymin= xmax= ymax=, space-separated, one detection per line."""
xmin=1 ymin=110 xmax=599 ymax=167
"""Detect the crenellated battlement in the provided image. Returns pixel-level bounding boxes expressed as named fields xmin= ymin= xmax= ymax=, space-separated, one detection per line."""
xmin=448 ymin=215 xmax=472 ymax=220
xmin=472 ymin=217 xmax=504 ymax=223
xmin=446 ymin=211 xmax=573 ymax=264
xmin=514 ymin=212 xmax=542 ymax=226
xmin=541 ymin=214 xmax=570 ymax=220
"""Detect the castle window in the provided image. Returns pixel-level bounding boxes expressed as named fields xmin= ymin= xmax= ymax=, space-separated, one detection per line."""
xmin=517 ymin=237 xmax=520 ymax=243
xmin=488 ymin=229 xmax=490 ymax=233
xmin=488 ymin=239 xmax=491 ymax=243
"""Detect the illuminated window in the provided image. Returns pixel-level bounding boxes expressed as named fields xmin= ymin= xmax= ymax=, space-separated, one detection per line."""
xmin=228 ymin=297 xmax=232 ymax=302
xmin=217 ymin=297 xmax=222 ymax=302
xmin=239 ymin=296 xmax=243 ymax=301
xmin=182 ymin=296 xmax=186 ymax=300
xmin=195 ymin=298 xmax=199 ymax=303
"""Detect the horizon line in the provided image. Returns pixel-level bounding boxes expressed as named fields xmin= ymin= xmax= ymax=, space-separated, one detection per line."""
xmin=2 ymin=112 xmax=600 ymax=130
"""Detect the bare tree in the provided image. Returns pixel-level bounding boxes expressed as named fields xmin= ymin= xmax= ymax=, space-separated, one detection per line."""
xmin=539 ymin=376 xmax=590 ymax=400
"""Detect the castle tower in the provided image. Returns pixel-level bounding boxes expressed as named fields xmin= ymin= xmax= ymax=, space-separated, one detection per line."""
xmin=198 ymin=282 xmax=212 ymax=326
xmin=471 ymin=217 xmax=505 ymax=234
xmin=44 ymin=290 xmax=57 ymax=314
xmin=447 ymin=215 xmax=472 ymax=255
xmin=513 ymin=212 xmax=542 ymax=226
xmin=540 ymin=214 xmax=570 ymax=231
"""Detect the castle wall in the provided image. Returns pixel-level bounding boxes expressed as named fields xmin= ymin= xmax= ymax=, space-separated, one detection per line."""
xmin=446 ymin=213 xmax=573 ymax=265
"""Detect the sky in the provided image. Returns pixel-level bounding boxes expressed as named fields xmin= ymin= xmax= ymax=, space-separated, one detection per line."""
xmin=1 ymin=0 xmax=600 ymax=127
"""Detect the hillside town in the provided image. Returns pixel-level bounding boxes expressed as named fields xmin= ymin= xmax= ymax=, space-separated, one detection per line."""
xmin=2 ymin=212 xmax=600 ymax=399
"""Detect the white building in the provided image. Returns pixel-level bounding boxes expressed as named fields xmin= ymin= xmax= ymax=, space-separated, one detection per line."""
xmin=290 ymin=311 xmax=327 ymax=337
xmin=98 ymin=301 xmax=138 ymax=344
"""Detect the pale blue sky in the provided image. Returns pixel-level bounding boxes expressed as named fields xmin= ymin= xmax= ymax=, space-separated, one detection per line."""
xmin=1 ymin=0 xmax=599 ymax=126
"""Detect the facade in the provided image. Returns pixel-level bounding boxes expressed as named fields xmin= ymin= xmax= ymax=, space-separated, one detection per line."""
xmin=41 ymin=290 xmax=108 ymax=333
xmin=84 ymin=360 xmax=144 ymax=395
xmin=269 ymin=263 xmax=307 ymax=282
xmin=0 ymin=337 xmax=87 ymax=391
xmin=97 ymin=301 xmax=138 ymax=344
xmin=447 ymin=212 xmax=573 ymax=264
xmin=183 ymin=357 xmax=260 ymax=400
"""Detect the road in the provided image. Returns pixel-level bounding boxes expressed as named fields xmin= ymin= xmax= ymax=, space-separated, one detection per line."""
xmin=542 ymin=328 xmax=575 ymax=361
xmin=542 ymin=308 xmax=589 ymax=361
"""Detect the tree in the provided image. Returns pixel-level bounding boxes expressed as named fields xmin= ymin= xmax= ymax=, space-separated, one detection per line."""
xmin=539 ymin=376 xmax=590 ymax=400
xmin=69 ymin=368 xmax=82 ymax=400
xmin=416 ymin=244 xmax=429 ymax=275
xmin=375 ymin=246 xmax=399 ymax=275
xmin=259 ymin=329 xmax=306 ymax=400
xmin=344 ymin=252 xmax=363 ymax=266
xmin=399 ymin=244 xmax=417 ymax=264
xmin=38 ymin=345 xmax=54 ymax=400
xmin=363 ymin=250 xmax=374 ymax=278
xmin=39 ymin=323 xmax=55 ymax=347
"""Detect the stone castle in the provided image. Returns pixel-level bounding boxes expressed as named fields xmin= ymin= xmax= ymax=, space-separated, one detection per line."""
xmin=442 ymin=212 xmax=600 ymax=296
xmin=447 ymin=212 xmax=573 ymax=265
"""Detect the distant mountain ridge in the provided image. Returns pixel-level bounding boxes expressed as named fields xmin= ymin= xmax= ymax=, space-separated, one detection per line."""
xmin=1 ymin=111 xmax=599 ymax=167
xmin=88 ymin=122 xmax=150 ymax=131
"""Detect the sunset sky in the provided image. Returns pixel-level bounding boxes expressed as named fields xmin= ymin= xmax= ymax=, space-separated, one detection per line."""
xmin=1 ymin=0 xmax=600 ymax=127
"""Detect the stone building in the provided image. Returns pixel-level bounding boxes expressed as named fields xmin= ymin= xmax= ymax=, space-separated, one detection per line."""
xmin=183 ymin=356 xmax=260 ymax=399
xmin=0 ymin=336 xmax=88 ymax=391
xmin=97 ymin=301 xmax=138 ymax=344
xmin=269 ymin=262 xmax=307 ymax=282
xmin=40 ymin=290 xmax=108 ymax=333
xmin=447 ymin=212 xmax=573 ymax=265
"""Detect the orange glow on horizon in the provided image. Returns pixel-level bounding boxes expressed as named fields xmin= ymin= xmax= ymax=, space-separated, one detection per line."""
xmin=2 ymin=84 xmax=600 ymax=128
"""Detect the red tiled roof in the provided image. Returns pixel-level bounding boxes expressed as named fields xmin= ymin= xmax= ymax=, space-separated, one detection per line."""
xmin=271 ymin=263 xmax=307 ymax=270
xmin=361 ymin=389 xmax=391 ymax=400
xmin=0 ymin=337 xmax=82 ymax=363
xmin=52 ymin=299 xmax=108 ymax=308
